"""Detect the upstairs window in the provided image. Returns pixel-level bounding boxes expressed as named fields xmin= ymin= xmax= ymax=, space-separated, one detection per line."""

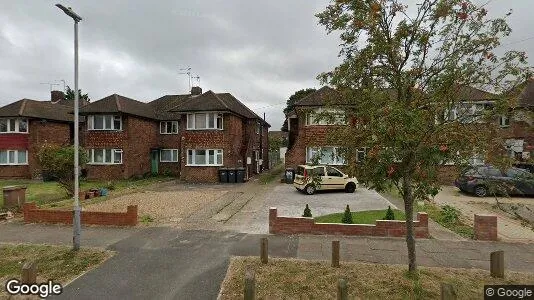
xmin=186 ymin=113 xmax=223 ymax=130
xmin=160 ymin=121 xmax=178 ymax=134
xmin=305 ymin=108 xmax=346 ymax=126
xmin=256 ymin=122 xmax=261 ymax=134
xmin=88 ymin=115 xmax=122 ymax=131
xmin=0 ymin=118 xmax=28 ymax=133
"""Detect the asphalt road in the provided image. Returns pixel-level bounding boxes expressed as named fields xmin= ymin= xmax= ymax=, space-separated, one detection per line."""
xmin=54 ymin=228 xmax=298 ymax=300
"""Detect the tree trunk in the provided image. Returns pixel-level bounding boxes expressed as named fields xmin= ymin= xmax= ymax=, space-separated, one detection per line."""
xmin=402 ymin=176 xmax=417 ymax=273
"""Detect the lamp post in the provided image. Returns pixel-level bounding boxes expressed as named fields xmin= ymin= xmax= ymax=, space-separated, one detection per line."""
xmin=56 ymin=4 xmax=82 ymax=251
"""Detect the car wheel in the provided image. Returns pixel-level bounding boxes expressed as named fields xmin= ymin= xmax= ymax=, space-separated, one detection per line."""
xmin=305 ymin=185 xmax=316 ymax=195
xmin=345 ymin=183 xmax=356 ymax=193
xmin=474 ymin=185 xmax=488 ymax=197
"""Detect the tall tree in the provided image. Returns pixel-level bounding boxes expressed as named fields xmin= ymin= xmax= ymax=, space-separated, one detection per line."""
xmin=317 ymin=0 xmax=530 ymax=273
xmin=64 ymin=85 xmax=90 ymax=102
xmin=281 ymin=88 xmax=317 ymax=131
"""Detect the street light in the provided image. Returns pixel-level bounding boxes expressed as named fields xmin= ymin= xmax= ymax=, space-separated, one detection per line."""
xmin=56 ymin=4 xmax=82 ymax=251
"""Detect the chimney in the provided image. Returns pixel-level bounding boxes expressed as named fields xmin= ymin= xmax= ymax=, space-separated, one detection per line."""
xmin=191 ymin=86 xmax=202 ymax=96
xmin=51 ymin=90 xmax=65 ymax=103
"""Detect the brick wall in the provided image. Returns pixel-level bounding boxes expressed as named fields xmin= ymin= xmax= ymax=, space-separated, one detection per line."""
xmin=158 ymin=122 xmax=181 ymax=176
xmin=83 ymin=115 xmax=158 ymax=180
xmin=474 ymin=214 xmax=497 ymax=241
xmin=437 ymin=165 xmax=460 ymax=186
xmin=23 ymin=202 xmax=138 ymax=226
xmin=269 ymin=208 xmax=429 ymax=238
xmin=0 ymin=119 xmax=71 ymax=179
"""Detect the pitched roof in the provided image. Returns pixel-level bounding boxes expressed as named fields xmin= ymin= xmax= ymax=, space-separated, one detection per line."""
xmin=515 ymin=78 xmax=534 ymax=108
xmin=79 ymin=94 xmax=156 ymax=119
xmin=453 ymin=85 xmax=498 ymax=101
xmin=149 ymin=94 xmax=190 ymax=120
xmin=167 ymin=90 xmax=270 ymax=126
xmin=0 ymin=99 xmax=73 ymax=122
xmin=52 ymin=98 xmax=90 ymax=107
xmin=294 ymin=86 xmax=338 ymax=106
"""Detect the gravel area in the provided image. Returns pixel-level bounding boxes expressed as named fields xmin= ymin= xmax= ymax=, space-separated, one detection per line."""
xmin=85 ymin=189 xmax=228 ymax=225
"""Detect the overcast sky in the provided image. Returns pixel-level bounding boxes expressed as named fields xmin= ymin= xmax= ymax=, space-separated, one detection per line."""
xmin=1 ymin=1 xmax=533 ymax=129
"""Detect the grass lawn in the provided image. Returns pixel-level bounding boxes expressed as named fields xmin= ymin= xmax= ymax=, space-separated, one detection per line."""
xmin=315 ymin=209 xmax=406 ymax=224
xmin=0 ymin=244 xmax=112 ymax=297
xmin=258 ymin=164 xmax=285 ymax=184
xmin=0 ymin=176 xmax=173 ymax=208
xmin=383 ymin=187 xmax=474 ymax=238
xmin=219 ymin=257 xmax=534 ymax=300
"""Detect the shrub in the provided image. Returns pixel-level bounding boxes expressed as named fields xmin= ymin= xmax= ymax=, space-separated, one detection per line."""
xmin=341 ymin=205 xmax=353 ymax=224
xmin=38 ymin=144 xmax=88 ymax=196
xmin=441 ymin=205 xmax=459 ymax=224
xmin=384 ymin=206 xmax=395 ymax=220
xmin=302 ymin=204 xmax=312 ymax=217
xmin=140 ymin=214 xmax=154 ymax=225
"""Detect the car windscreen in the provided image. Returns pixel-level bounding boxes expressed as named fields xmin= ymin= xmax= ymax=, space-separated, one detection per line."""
xmin=505 ymin=168 xmax=532 ymax=178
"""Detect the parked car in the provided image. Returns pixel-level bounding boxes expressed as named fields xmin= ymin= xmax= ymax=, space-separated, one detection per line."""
xmin=514 ymin=163 xmax=534 ymax=174
xmin=455 ymin=165 xmax=534 ymax=197
xmin=293 ymin=165 xmax=358 ymax=195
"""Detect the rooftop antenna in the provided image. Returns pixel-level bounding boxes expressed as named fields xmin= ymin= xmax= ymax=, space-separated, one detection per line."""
xmin=179 ymin=67 xmax=192 ymax=91
xmin=58 ymin=79 xmax=66 ymax=92
xmin=192 ymin=75 xmax=200 ymax=86
xmin=40 ymin=82 xmax=60 ymax=92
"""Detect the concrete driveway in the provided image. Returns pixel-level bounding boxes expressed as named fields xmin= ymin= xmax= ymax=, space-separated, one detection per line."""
xmin=224 ymin=183 xmax=396 ymax=234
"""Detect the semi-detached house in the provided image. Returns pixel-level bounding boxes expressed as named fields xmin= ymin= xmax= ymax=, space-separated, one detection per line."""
xmin=285 ymin=82 xmax=533 ymax=184
xmin=80 ymin=87 xmax=270 ymax=182
xmin=0 ymin=91 xmax=86 ymax=179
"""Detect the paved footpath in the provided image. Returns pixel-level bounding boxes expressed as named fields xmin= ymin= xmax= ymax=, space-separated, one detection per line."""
xmin=1 ymin=223 xmax=534 ymax=299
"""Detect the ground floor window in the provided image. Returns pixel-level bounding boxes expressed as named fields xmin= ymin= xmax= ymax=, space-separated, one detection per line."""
xmin=160 ymin=149 xmax=179 ymax=162
xmin=306 ymin=147 xmax=346 ymax=165
xmin=88 ymin=149 xmax=123 ymax=165
xmin=0 ymin=150 xmax=27 ymax=165
xmin=187 ymin=149 xmax=223 ymax=166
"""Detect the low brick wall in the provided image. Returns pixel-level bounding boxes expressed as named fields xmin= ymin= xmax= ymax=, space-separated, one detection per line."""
xmin=269 ymin=208 xmax=429 ymax=238
xmin=474 ymin=214 xmax=497 ymax=241
xmin=23 ymin=203 xmax=138 ymax=226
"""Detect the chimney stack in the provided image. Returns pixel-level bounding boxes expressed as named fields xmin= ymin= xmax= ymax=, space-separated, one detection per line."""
xmin=51 ymin=90 xmax=65 ymax=103
xmin=191 ymin=86 xmax=202 ymax=96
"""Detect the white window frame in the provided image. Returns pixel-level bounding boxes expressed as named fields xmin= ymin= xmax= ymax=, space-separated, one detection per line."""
xmin=88 ymin=148 xmax=123 ymax=165
xmin=306 ymin=146 xmax=346 ymax=165
xmin=186 ymin=149 xmax=223 ymax=166
xmin=305 ymin=108 xmax=346 ymax=126
xmin=0 ymin=118 xmax=29 ymax=134
xmin=87 ymin=115 xmax=122 ymax=131
xmin=160 ymin=149 xmax=179 ymax=162
xmin=186 ymin=113 xmax=223 ymax=130
xmin=499 ymin=115 xmax=510 ymax=127
xmin=0 ymin=150 xmax=28 ymax=165
xmin=160 ymin=121 xmax=178 ymax=134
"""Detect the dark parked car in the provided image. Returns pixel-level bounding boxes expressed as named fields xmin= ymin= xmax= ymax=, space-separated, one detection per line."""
xmin=455 ymin=166 xmax=534 ymax=197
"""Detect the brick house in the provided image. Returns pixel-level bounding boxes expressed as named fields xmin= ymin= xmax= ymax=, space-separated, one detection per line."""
xmin=284 ymin=85 xmax=533 ymax=183
xmin=0 ymin=91 xmax=75 ymax=179
xmin=80 ymin=87 xmax=270 ymax=182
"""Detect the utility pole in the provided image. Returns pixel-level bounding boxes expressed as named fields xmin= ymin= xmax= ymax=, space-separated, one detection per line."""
xmin=56 ymin=3 xmax=82 ymax=251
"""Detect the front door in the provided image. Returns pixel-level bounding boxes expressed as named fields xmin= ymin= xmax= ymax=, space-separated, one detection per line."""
xmin=151 ymin=150 xmax=159 ymax=175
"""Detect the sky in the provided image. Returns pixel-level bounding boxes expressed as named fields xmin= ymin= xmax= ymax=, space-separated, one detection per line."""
xmin=1 ymin=1 xmax=533 ymax=130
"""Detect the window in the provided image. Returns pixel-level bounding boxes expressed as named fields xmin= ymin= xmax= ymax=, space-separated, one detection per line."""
xmin=313 ymin=167 xmax=325 ymax=176
xmin=256 ymin=122 xmax=261 ymax=134
xmin=505 ymin=139 xmax=524 ymax=159
xmin=160 ymin=149 xmax=178 ymax=162
xmin=0 ymin=118 xmax=29 ymax=133
xmin=445 ymin=102 xmax=490 ymax=123
xmin=88 ymin=115 xmax=122 ymax=130
xmin=326 ymin=166 xmax=343 ymax=177
xmin=306 ymin=108 xmax=346 ymax=126
xmin=186 ymin=113 xmax=223 ymax=130
xmin=306 ymin=147 xmax=346 ymax=165
xmin=187 ymin=149 xmax=223 ymax=166
xmin=357 ymin=148 xmax=367 ymax=162
xmin=88 ymin=149 xmax=122 ymax=164
xmin=0 ymin=150 xmax=28 ymax=165
xmin=160 ymin=121 xmax=178 ymax=134
xmin=499 ymin=115 xmax=510 ymax=127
